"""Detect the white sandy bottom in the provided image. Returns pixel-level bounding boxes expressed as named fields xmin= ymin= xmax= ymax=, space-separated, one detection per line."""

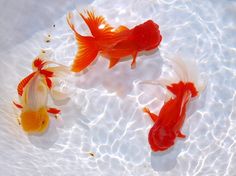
xmin=0 ymin=0 xmax=236 ymax=176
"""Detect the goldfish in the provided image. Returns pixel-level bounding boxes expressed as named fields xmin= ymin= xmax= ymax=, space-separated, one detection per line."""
xmin=143 ymin=57 xmax=205 ymax=152
xmin=67 ymin=10 xmax=162 ymax=72
xmin=13 ymin=57 xmax=69 ymax=133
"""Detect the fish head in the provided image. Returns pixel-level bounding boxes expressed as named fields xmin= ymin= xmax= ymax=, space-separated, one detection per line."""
xmin=20 ymin=107 xmax=49 ymax=133
xmin=148 ymin=124 xmax=176 ymax=152
xmin=133 ymin=20 xmax=162 ymax=51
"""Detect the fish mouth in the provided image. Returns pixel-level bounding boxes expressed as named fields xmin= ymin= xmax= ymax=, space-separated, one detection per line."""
xmin=148 ymin=20 xmax=159 ymax=30
xmin=151 ymin=144 xmax=170 ymax=152
xmin=148 ymin=126 xmax=176 ymax=152
xmin=153 ymin=22 xmax=159 ymax=30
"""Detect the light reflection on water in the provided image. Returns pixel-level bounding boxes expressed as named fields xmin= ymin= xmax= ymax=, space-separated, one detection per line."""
xmin=0 ymin=0 xmax=235 ymax=175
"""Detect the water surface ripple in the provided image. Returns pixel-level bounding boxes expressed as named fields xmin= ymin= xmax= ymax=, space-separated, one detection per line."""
xmin=0 ymin=0 xmax=235 ymax=175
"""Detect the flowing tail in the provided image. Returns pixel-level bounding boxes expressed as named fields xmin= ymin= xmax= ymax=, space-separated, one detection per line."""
xmin=165 ymin=56 xmax=200 ymax=98
xmin=79 ymin=10 xmax=114 ymax=39
xmin=67 ymin=12 xmax=99 ymax=72
xmin=167 ymin=81 xmax=198 ymax=98
xmin=67 ymin=11 xmax=115 ymax=72
xmin=139 ymin=56 xmax=205 ymax=99
xmin=165 ymin=56 xmax=206 ymax=96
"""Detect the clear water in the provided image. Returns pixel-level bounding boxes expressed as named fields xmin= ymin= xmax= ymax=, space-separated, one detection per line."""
xmin=0 ymin=0 xmax=235 ymax=175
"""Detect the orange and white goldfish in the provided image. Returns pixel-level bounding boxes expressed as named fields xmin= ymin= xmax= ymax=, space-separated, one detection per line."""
xmin=67 ymin=10 xmax=162 ymax=72
xmin=143 ymin=57 xmax=205 ymax=152
xmin=13 ymin=57 xmax=69 ymax=133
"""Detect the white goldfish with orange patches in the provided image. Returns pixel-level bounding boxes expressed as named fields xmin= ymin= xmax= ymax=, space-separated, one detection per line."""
xmin=13 ymin=56 xmax=69 ymax=133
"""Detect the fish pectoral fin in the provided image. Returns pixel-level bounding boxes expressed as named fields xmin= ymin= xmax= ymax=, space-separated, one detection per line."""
xmin=115 ymin=25 xmax=129 ymax=33
xmin=143 ymin=107 xmax=158 ymax=122
xmin=47 ymin=108 xmax=61 ymax=115
xmin=13 ymin=101 xmax=23 ymax=109
xmin=109 ymin=58 xmax=120 ymax=68
xmin=177 ymin=131 xmax=186 ymax=138
xmin=51 ymin=89 xmax=68 ymax=101
xmin=131 ymin=52 xmax=138 ymax=69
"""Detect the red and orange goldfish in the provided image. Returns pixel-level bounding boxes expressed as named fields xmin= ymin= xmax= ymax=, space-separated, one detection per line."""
xmin=143 ymin=57 xmax=205 ymax=152
xmin=13 ymin=57 xmax=69 ymax=133
xmin=67 ymin=10 xmax=162 ymax=72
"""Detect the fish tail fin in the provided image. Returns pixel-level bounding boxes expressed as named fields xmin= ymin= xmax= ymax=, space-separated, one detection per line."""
xmin=184 ymin=82 xmax=198 ymax=97
xmin=71 ymin=35 xmax=99 ymax=72
xmin=80 ymin=10 xmax=114 ymax=39
xmin=67 ymin=12 xmax=99 ymax=72
xmin=167 ymin=81 xmax=198 ymax=98
xmin=163 ymin=55 xmax=206 ymax=96
xmin=166 ymin=81 xmax=184 ymax=96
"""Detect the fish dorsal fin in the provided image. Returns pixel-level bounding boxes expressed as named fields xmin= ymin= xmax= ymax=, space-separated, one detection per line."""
xmin=17 ymin=72 xmax=36 ymax=96
xmin=80 ymin=10 xmax=114 ymax=39
xmin=26 ymin=76 xmax=48 ymax=111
